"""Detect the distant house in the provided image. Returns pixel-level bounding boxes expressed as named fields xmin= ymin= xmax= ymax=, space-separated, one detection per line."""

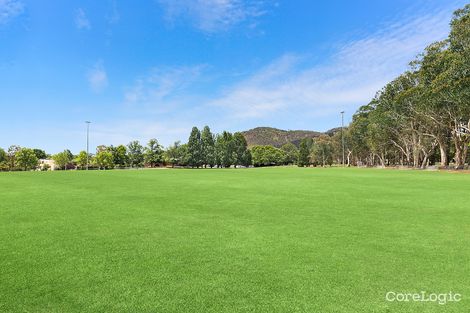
xmin=39 ymin=159 xmax=57 ymax=171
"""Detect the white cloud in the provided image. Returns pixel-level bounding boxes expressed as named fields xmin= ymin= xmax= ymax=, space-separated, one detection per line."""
xmin=87 ymin=62 xmax=108 ymax=92
xmin=106 ymin=0 xmax=120 ymax=24
xmin=0 ymin=0 xmax=24 ymax=25
xmin=75 ymin=8 xmax=91 ymax=30
xmin=158 ymin=0 xmax=269 ymax=33
xmin=209 ymin=8 xmax=454 ymax=120
xmin=124 ymin=65 xmax=207 ymax=108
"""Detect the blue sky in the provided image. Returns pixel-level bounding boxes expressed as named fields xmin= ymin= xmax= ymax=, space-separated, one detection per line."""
xmin=0 ymin=0 xmax=467 ymax=153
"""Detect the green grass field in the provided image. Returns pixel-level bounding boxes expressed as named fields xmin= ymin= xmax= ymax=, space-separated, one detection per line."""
xmin=1 ymin=167 xmax=469 ymax=312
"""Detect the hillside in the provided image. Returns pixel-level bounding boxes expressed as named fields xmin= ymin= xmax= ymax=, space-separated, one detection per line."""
xmin=325 ymin=127 xmax=342 ymax=136
xmin=241 ymin=127 xmax=322 ymax=147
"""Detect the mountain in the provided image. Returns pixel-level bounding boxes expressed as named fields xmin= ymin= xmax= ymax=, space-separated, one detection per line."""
xmin=241 ymin=127 xmax=322 ymax=148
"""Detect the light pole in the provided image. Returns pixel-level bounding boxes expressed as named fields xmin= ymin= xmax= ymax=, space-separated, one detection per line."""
xmin=85 ymin=121 xmax=91 ymax=170
xmin=340 ymin=111 xmax=345 ymax=167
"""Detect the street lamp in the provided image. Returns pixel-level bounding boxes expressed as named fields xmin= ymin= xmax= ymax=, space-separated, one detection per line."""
xmin=85 ymin=121 xmax=91 ymax=170
xmin=340 ymin=111 xmax=345 ymax=167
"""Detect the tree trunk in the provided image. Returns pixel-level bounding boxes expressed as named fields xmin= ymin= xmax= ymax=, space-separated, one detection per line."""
xmin=421 ymin=154 xmax=428 ymax=169
xmin=346 ymin=150 xmax=352 ymax=167
xmin=375 ymin=153 xmax=385 ymax=167
xmin=454 ymin=141 xmax=468 ymax=169
xmin=453 ymin=135 xmax=466 ymax=169
xmin=437 ymin=139 xmax=448 ymax=167
xmin=412 ymin=131 xmax=420 ymax=168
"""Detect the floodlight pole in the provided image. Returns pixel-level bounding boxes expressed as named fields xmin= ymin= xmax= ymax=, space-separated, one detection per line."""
xmin=340 ymin=111 xmax=345 ymax=167
xmin=86 ymin=121 xmax=91 ymax=170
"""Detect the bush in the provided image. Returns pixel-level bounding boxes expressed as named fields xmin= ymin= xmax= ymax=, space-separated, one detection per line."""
xmin=250 ymin=145 xmax=287 ymax=167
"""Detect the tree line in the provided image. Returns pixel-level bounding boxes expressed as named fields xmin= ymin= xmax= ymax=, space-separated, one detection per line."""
xmin=0 ymin=126 xmax=349 ymax=171
xmin=0 ymin=126 xmax=251 ymax=171
xmin=344 ymin=5 xmax=470 ymax=169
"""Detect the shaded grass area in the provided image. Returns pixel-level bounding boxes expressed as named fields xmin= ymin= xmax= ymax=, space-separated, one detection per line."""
xmin=0 ymin=168 xmax=469 ymax=312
